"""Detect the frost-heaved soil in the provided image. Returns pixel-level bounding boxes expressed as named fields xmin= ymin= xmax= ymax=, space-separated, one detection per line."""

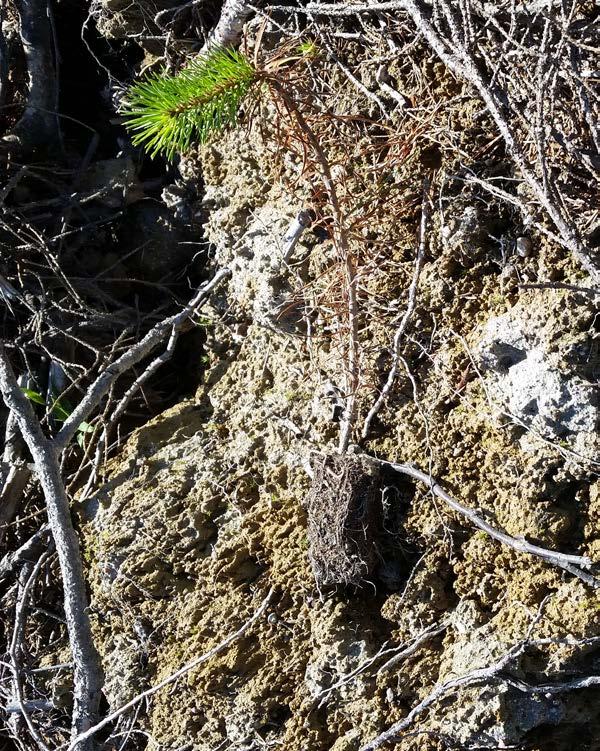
xmin=80 ymin=10 xmax=600 ymax=751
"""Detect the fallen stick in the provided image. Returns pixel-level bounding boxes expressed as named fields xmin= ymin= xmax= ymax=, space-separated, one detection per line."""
xmin=65 ymin=588 xmax=274 ymax=751
xmin=359 ymin=638 xmax=528 ymax=751
xmin=79 ymin=324 xmax=183 ymax=499
xmin=367 ymin=457 xmax=599 ymax=588
xmin=361 ymin=177 xmax=430 ymax=439
xmin=401 ymin=0 xmax=598 ymax=282
xmin=282 ymin=210 xmax=312 ymax=262
xmin=360 ymin=632 xmax=600 ymax=751
xmin=315 ymin=621 xmax=447 ymax=708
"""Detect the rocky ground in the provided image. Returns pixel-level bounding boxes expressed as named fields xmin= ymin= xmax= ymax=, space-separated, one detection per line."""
xmin=1 ymin=1 xmax=599 ymax=750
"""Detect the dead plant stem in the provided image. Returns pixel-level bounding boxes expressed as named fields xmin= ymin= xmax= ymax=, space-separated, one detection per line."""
xmin=268 ymin=79 xmax=360 ymax=453
xmin=361 ymin=177 xmax=430 ymax=439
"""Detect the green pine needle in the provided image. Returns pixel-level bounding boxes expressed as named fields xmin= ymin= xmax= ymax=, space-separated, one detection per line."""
xmin=121 ymin=47 xmax=258 ymax=159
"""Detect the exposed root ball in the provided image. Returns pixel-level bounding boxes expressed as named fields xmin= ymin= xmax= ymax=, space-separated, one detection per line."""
xmin=307 ymin=453 xmax=381 ymax=588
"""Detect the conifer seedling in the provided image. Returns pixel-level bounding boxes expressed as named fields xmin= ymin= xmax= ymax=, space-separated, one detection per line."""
xmin=121 ymin=47 xmax=258 ymax=159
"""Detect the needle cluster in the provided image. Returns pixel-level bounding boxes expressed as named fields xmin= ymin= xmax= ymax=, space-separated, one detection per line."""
xmin=121 ymin=47 xmax=258 ymax=159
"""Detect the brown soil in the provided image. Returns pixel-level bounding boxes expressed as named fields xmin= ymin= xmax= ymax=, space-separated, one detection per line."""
xmin=78 ymin=11 xmax=600 ymax=751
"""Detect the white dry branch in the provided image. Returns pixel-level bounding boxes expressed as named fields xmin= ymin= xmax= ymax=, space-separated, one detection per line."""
xmin=0 ymin=268 xmax=231 ymax=747
xmin=65 ymin=588 xmax=274 ymax=751
xmin=360 ymin=632 xmax=600 ymax=751
xmin=399 ymin=0 xmax=598 ymax=282
xmin=201 ymin=0 xmax=253 ymax=53
xmin=53 ymin=268 xmax=231 ymax=453
xmin=0 ymin=376 xmax=32 ymax=544
xmin=359 ymin=641 xmax=530 ymax=751
xmin=8 ymin=552 xmax=52 ymax=751
xmin=4 ymin=0 xmax=59 ymax=149
xmin=377 ymin=621 xmax=447 ymax=675
xmin=368 ymin=457 xmax=599 ymax=588
xmin=77 ymin=268 xmax=229 ymax=497
xmin=0 ymin=358 xmax=104 ymax=748
xmin=314 ymin=620 xmax=447 ymax=708
xmin=282 ymin=210 xmax=312 ymax=263
xmin=0 ymin=526 xmax=50 ymax=585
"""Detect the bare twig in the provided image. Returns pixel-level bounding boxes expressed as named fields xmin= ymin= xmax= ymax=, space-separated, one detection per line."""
xmin=282 ymin=210 xmax=312 ymax=262
xmin=314 ymin=620 xmax=447 ymax=708
xmin=54 ymin=268 xmax=231 ymax=453
xmin=0 ymin=527 xmax=49 ymax=585
xmin=0 ymin=351 xmax=103 ymax=747
xmin=8 ymin=552 xmax=52 ymax=751
xmin=359 ymin=639 xmax=526 ymax=751
xmin=367 ymin=457 xmax=599 ymax=588
xmin=361 ymin=177 xmax=430 ymax=439
xmin=79 ymin=325 xmax=181 ymax=498
xmin=65 ymin=588 xmax=274 ymax=751
xmin=377 ymin=621 xmax=447 ymax=675
xmin=0 ymin=3 xmax=7 ymax=108
xmin=400 ymin=0 xmax=598 ymax=281
xmin=361 ymin=629 xmax=600 ymax=751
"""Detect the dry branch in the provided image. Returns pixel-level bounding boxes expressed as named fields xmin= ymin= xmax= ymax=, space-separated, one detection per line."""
xmin=370 ymin=457 xmax=599 ymax=588
xmin=359 ymin=639 xmax=529 ymax=751
xmin=282 ymin=210 xmax=311 ymax=262
xmin=361 ymin=177 xmax=430 ymax=439
xmin=201 ymin=0 xmax=253 ymax=53
xmin=53 ymin=268 xmax=231 ymax=453
xmin=5 ymin=0 xmax=59 ymax=150
xmin=66 ymin=588 xmax=274 ymax=751
xmin=0 ymin=527 xmax=49 ymax=585
xmin=361 ymin=631 xmax=600 ymax=751
xmin=314 ymin=620 xmax=447 ymax=707
xmin=399 ymin=0 xmax=598 ymax=281
xmin=0 ymin=269 xmax=232 ymax=746
xmin=8 ymin=552 xmax=52 ymax=751
xmin=0 ymin=379 xmax=32 ymax=544
xmin=0 ymin=351 xmax=104 ymax=748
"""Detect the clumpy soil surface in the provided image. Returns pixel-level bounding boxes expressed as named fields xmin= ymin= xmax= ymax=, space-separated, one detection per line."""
xmin=62 ymin=5 xmax=600 ymax=751
xmin=82 ymin=154 xmax=599 ymax=751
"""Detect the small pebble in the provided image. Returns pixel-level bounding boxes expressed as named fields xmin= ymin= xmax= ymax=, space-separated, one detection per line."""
xmin=516 ymin=236 xmax=532 ymax=258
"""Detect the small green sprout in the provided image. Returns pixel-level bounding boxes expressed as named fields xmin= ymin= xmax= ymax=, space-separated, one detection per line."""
xmin=22 ymin=387 xmax=94 ymax=447
xmin=297 ymin=40 xmax=318 ymax=58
